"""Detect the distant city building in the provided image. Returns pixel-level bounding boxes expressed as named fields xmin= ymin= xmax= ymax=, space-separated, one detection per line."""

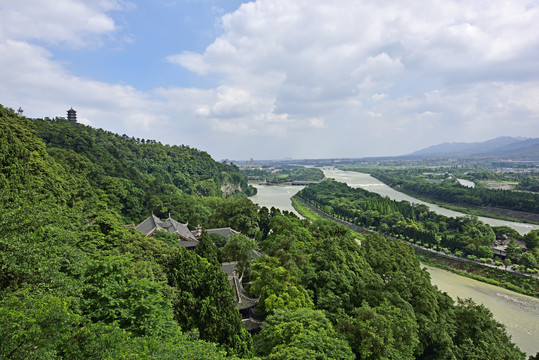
xmin=67 ymin=107 xmax=77 ymax=122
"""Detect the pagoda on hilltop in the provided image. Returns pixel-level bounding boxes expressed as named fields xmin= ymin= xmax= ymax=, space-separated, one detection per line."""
xmin=67 ymin=107 xmax=77 ymax=122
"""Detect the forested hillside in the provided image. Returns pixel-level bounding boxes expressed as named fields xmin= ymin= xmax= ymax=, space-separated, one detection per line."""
xmin=0 ymin=105 xmax=251 ymax=358
xmin=0 ymin=105 xmax=530 ymax=359
xmin=32 ymin=116 xmax=256 ymax=224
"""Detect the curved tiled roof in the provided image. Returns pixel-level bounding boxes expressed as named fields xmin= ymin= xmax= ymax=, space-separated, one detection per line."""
xmin=221 ymin=262 xmax=258 ymax=310
xmin=206 ymin=227 xmax=241 ymax=238
xmin=135 ymin=214 xmax=161 ymax=236
xmin=135 ymin=215 xmax=198 ymax=246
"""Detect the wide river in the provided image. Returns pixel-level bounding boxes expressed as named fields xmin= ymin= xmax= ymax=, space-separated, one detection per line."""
xmin=249 ymin=169 xmax=539 ymax=355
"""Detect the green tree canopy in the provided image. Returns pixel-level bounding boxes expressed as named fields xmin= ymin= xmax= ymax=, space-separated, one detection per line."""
xmin=254 ymin=308 xmax=354 ymax=360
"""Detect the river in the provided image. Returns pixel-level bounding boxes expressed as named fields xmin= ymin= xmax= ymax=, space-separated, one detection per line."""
xmin=425 ymin=265 xmax=538 ymax=356
xmin=457 ymin=178 xmax=475 ymax=188
xmin=322 ymin=168 xmax=538 ymax=235
xmin=250 ymin=184 xmax=305 ymax=217
xmin=249 ymin=173 xmax=539 ymax=355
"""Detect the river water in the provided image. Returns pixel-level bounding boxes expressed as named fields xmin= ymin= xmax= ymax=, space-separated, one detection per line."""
xmin=249 ymin=172 xmax=539 ymax=355
xmin=250 ymin=184 xmax=305 ymax=217
xmin=425 ymin=265 xmax=538 ymax=356
xmin=457 ymin=178 xmax=475 ymax=188
xmin=323 ymin=168 xmax=538 ymax=235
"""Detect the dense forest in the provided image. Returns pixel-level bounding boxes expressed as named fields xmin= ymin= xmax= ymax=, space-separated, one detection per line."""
xmin=365 ymin=168 xmax=539 ymax=214
xmin=0 ymin=105 xmax=533 ymax=359
xmin=31 ymin=116 xmax=256 ymax=225
xmin=297 ymin=180 xmax=539 ymax=279
xmin=240 ymin=165 xmax=324 ymax=184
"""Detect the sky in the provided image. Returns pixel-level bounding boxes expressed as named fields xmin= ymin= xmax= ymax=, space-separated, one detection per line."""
xmin=1 ymin=0 xmax=538 ymax=161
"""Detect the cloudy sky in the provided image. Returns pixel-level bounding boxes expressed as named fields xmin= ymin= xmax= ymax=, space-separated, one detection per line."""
xmin=1 ymin=0 xmax=538 ymax=160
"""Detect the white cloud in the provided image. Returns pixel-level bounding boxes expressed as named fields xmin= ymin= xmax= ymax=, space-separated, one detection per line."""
xmin=1 ymin=0 xmax=538 ymax=159
xmin=372 ymin=93 xmax=388 ymax=102
xmin=195 ymin=1 xmax=538 ymax=155
xmin=308 ymin=117 xmax=325 ymax=128
xmin=367 ymin=111 xmax=383 ymax=118
xmin=0 ymin=0 xmax=131 ymax=47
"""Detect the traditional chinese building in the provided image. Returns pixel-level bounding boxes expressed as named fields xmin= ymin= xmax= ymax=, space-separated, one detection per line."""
xmin=221 ymin=261 xmax=260 ymax=333
xmin=135 ymin=214 xmax=260 ymax=331
xmin=67 ymin=107 xmax=77 ymax=122
xmin=135 ymin=214 xmax=199 ymax=249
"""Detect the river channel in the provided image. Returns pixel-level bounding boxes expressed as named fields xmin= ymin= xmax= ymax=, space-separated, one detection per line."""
xmin=425 ymin=265 xmax=538 ymax=356
xmin=323 ymin=168 xmax=538 ymax=235
xmin=249 ymin=171 xmax=539 ymax=355
xmin=250 ymin=184 xmax=305 ymax=217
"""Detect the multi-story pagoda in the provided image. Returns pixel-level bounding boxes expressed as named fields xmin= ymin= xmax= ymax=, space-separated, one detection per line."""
xmin=67 ymin=107 xmax=77 ymax=122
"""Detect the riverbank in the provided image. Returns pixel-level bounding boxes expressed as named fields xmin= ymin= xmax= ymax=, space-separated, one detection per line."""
xmin=416 ymin=249 xmax=538 ymax=298
xmin=321 ymin=168 xmax=539 ymax=235
xmin=392 ymin=186 xmax=539 ymax=224
xmin=423 ymin=264 xmax=539 ymax=357
xmin=361 ymin=171 xmax=539 ymax=224
xmin=292 ymin=196 xmax=539 ymax=298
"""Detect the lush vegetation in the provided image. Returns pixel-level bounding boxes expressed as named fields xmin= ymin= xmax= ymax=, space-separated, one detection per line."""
xmin=1 ymin=105 xmax=533 ymax=359
xmin=365 ymin=168 xmax=539 ymax=214
xmin=247 ymin=213 xmax=526 ymax=359
xmin=0 ymin=105 xmax=252 ymax=358
xmin=297 ymin=180 xmax=539 ymax=280
xmin=515 ymin=175 xmax=539 ymax=192
xmin=290 ymin=197 xmax=325 ymax=222
xmin=240 ymin=165 xmax=324 ymax=184
xmin=32 ymin=117 xmax=256 ymax=225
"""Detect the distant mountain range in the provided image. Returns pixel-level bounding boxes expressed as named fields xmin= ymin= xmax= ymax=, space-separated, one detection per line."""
xmin=406 ymin=136 xmax=539 ymax=160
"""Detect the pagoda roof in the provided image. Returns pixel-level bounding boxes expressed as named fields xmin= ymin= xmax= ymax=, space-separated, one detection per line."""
xmin=135 ymin=214 xmax=198 ymax=243
xmin=220 ymin=262 xmax=258 ymax=310
xmin=163 ymin=217 xmax=197 ymax=241
xmin=135 ymin=214 xmax=161 ymax=236
xmin=205 ymin=227 xmax=240 ymax=238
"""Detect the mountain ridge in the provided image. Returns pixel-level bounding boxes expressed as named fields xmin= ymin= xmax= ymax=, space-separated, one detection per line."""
xmin=406 ymin=136 xmax=539 ymax=160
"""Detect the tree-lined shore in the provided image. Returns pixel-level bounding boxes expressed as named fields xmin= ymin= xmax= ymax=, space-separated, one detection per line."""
xmin=0 ymin=105 xmax=533 ymax=359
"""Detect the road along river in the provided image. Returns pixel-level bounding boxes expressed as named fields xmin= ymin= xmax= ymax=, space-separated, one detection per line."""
xmin=249 ymin=175 xmax=539 ymax=355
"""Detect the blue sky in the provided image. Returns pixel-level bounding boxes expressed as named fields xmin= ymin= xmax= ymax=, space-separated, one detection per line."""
xmin=45 ymin=1 xmax=245 ymax=89
xmin=1 ymin=0 xmax=538 ymax=160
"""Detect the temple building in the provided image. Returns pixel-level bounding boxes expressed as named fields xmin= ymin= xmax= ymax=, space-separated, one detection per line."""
xmin=135 ymin=214 xmax=260 ymax=331
xmin=135 ymin=214 xmax=199 ymax=249
xmin=67 ymin=107 xmax=77 ymax=122
xmin=221 ymin=262 xmax=260 ymax=333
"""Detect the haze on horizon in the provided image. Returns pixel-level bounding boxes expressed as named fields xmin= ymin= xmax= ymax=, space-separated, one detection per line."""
xmin=1 ymin=0 xmax=538 ymax=161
